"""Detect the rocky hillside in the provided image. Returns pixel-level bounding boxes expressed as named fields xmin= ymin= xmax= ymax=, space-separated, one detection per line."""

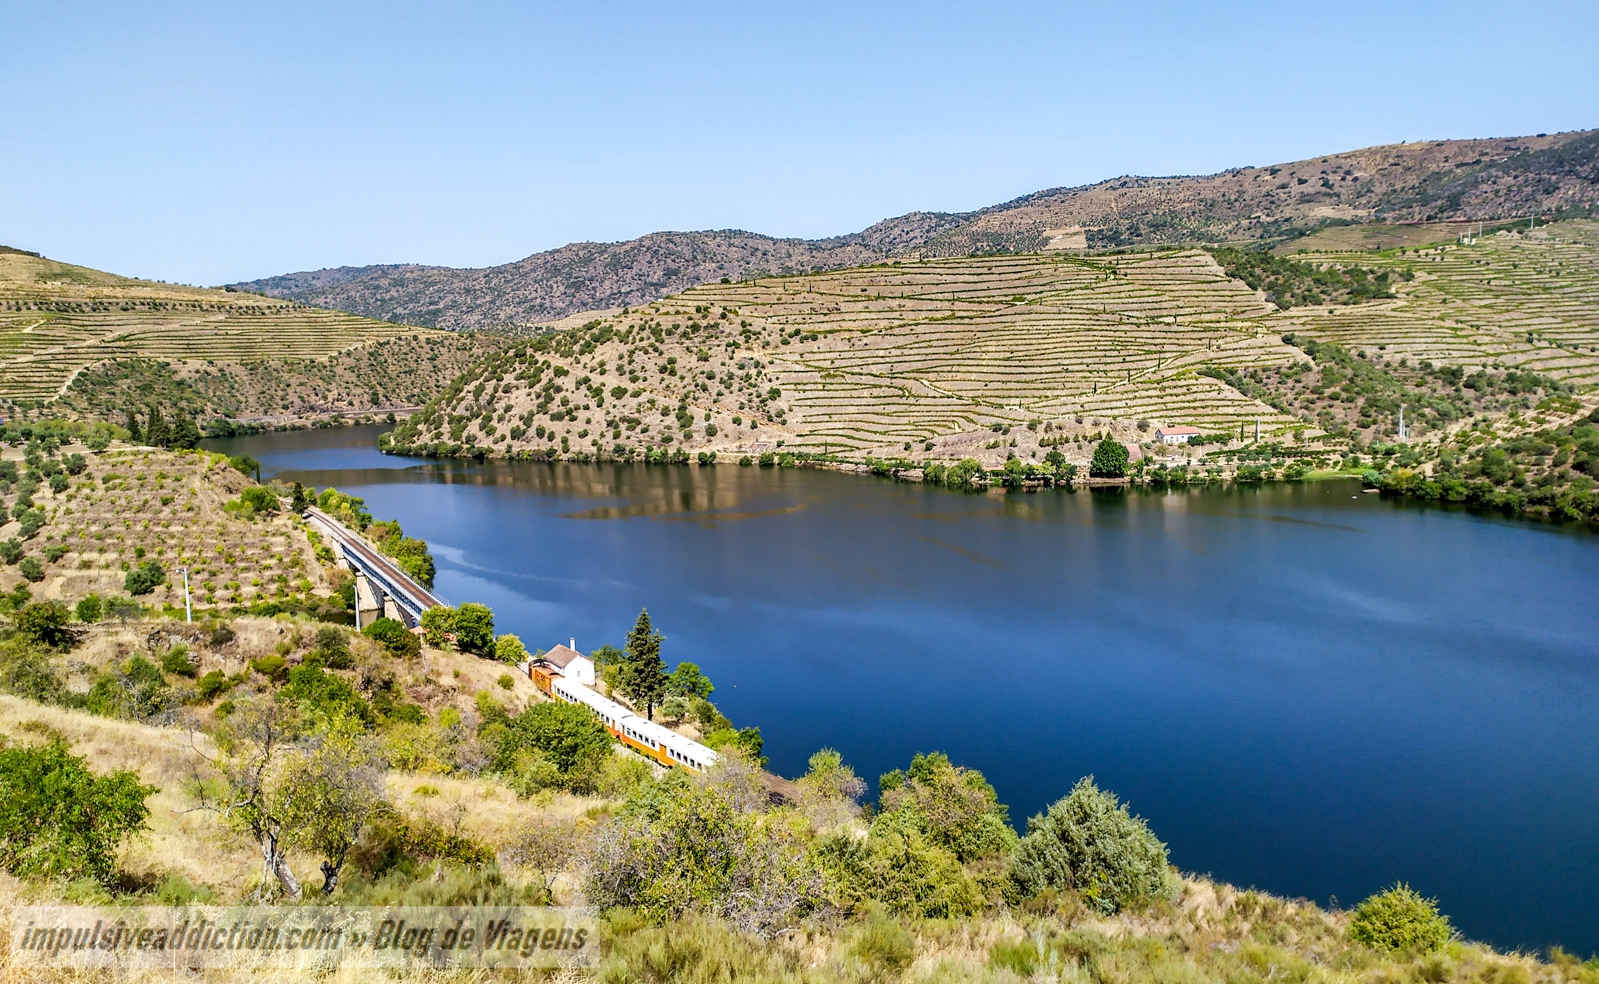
xmin=236 ymin=130 xmax=1597 ymax=330
xmin=234 ymin=214 xmax=970 ymax=332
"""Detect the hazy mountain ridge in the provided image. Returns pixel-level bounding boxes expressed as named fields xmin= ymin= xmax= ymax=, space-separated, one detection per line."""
xmin=234 ymin=130 xmax=1598 ymax=329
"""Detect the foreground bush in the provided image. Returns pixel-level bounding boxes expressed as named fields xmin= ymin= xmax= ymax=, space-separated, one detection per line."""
xmin=1009 ymin=776 xmax=1173 ymax=914
xmin=0 ymin=738 xmax=154 ymax=883
xmin=1348 ymin=883 xmax=1453 ymax=953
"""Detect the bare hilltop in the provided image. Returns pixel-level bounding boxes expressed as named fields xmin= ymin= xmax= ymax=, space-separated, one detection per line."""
xmin=233 ymin=130 xmax=1598 ymax=329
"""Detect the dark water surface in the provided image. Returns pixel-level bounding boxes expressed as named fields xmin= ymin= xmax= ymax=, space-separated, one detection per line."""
xmin=206 ymin=426 xmax=1599 ymax=954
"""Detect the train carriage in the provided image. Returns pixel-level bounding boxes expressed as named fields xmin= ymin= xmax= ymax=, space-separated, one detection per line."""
xmin=550 ymin=676 xmax=719 ymax=774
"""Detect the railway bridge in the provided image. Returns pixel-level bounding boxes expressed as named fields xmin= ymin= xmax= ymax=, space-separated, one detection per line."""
xmin=303 ymin=506 xmax=444 ymax=629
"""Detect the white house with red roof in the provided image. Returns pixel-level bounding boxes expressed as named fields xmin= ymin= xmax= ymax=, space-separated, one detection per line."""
xmin=1155 ymin=426 xmax=1201 ymax=445
xmin=528 ymin=637 xmax=596 ymax=692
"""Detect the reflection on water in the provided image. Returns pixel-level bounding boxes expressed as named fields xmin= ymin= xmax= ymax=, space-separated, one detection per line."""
xmin=202 ymin=426 xmax=1599 ymax=955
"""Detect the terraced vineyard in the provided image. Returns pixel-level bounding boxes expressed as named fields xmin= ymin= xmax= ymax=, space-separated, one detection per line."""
xmin=387 ymin=250 xmax=1311 ymax=470
xmin=1269 ymin=220 xmax=1599 ymax=387
xmin=389 ymin=221 xmax=1599 ymax=472
xmin=0 ymin=250 xmax=500 ymax=417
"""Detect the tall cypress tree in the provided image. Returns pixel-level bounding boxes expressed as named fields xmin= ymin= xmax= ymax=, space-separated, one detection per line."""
xmin=621 ymin=608 xmax=668 ymax=722
xmin=123 ymin=409 xmax=143 ymax=445
xmin=170 ymin=410 xmax=201 ymax=450
xmin=144 ymin=404 xmax=170 ymax=449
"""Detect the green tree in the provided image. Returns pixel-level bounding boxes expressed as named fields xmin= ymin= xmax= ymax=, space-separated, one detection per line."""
xmin=144 ymin=403 xmax=170 ymax=448
xmin=0 ymin=739 xmax=154 ymax=884
xmin=495 ymin=633 xmax=529 ymax=664
xmin=452 ymin=603 xmax=495 ymax=656
xmin=1009 ymin=776 xmax=1173 ymax=914
xmin=619 ymin=608 xmax=668 ymax=720
xmin=1090 ymin=438 xmax=1130 ymax=478
xmin=106 ymin=596 xmax=143 ymax=623
xmin=239 ymin=486 xmax=278 ymax=513
xmin=74 ymin=593 xmax=103 ymax=624
xmin=14 ymin=601 xmax=74 ymax=648
xmin=279 ymin=710 xmax=387 ymax=895
xmin=17 ymin=556 xmax=43 ymax=582
xmin=124 ymin=560 xmax=166 ymax=595
xmin=1348 ymin=883 xmax=1453 ymax=953
xmin=123 ymin=409 xmax=142 ymax=445
xmin=169 ymin=411 xmax=201 ymax=450
xmin=668 ymin=661 xmax=714 ymax=699
xmin=290 ymin=482 xmax=311 ymax=512
xmin=420 ymin=604 xmax=457 ymax=647
xmin=0 ymin=538 xmax=21 ymax=564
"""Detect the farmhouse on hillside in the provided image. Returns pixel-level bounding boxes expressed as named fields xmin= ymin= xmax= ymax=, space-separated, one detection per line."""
xmin=1155 ymin=425 xmax=1201 ymax=445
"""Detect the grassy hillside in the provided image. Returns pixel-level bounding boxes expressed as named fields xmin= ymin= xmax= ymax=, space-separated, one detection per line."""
xmin=233 ymin=130 xmax=1598 ymax=330
xmin=381 ymin=221 xmax=1599 ymax=482
xmin=0 ymin=250 xmax=506 ymax=421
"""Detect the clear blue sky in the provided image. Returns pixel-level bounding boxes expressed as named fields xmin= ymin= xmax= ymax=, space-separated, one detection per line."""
xmin=3 ymin=1 xmax=1594 ymax=286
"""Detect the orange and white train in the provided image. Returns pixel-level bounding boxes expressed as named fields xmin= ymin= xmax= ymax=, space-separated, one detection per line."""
xmin=548 ymin=674 xmax=719 ymax=774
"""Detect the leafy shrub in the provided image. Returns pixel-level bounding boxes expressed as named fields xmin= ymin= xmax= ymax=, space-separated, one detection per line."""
xmin=363 ymin=617 xmax=420 ymax=659
xmin=123 ymin=560 xmax=165 ymax=595
xmin=877 ymin=752 xmax=1016 ymax=863
xmin=1090 ymin=439 xmax=1129 ymax=478
xmin=196 ymin=669 xmax=234 ymax=701
xmin=703 ymin=726 xmax=766 ymax=766
xmin=250 ymin=654 xmax=289 ymax=683
xmin=85 ymin=656 xmax=170 ymax=721
xmin=1009 ymin=776 xmax=1173 ymax=915
xmin=48 ymin=473 xmax=67 ymax=494
xmin=494 ymin=701 xmax=611 ymax=778
xmin=160 ymin=644 xmax=197 ymax=678
xmin=0 ymin=739 xmax=154 ymax=883
xmin=586 ymin=769 xmax=829 ymax=934
xmin=277 ymin=662 xmax=374 ymax=727
xmin=0 ymin=538 xmax=22 ymax=564
xmin=1348 ymin=883 xmax=1453 ymax=953
xmin=43 ymin=544 xmax=67 ymax=562
xmin=312 ymin=625 xmax=352 ymax=669
xmin=497 ymin=673 xmax=514 ymax=690
xmin=17 ymin=557 xmax=43 ymax=582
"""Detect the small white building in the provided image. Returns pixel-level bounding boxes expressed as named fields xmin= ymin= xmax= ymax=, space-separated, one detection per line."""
xmin=540 ymin=639 xmax=595 ymax=686
xmin=1155 ymin=426 xmax=1201 ymax=445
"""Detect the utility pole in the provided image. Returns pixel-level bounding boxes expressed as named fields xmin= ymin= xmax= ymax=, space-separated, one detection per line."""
xmin=177 ymin=566 xmax=192 ymax=623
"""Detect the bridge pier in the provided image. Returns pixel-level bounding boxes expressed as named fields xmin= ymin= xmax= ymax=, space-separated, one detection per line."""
xmin=384 ymin=596 xmax=412 ymax=627
xmin=354 ymin=571 xmax=386 ymax=630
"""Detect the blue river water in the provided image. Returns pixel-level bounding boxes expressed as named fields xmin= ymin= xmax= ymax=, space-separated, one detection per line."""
xmin=205 ymin=425 xmax=1599 ymax=954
